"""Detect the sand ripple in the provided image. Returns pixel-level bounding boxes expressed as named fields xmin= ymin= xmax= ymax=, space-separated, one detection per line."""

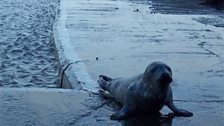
xmin=0 ymin=0 xmax=60 ymax=88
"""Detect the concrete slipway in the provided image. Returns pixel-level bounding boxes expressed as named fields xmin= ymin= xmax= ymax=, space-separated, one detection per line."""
xmin=1 ymin=0 xmax=224 ymax=126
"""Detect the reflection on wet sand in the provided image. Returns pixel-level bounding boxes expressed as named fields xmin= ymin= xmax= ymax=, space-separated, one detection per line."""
xmin=121 ymin=114 xmax=173 ymax=126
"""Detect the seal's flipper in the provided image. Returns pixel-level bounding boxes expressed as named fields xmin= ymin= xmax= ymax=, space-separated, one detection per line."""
xmin=166 ymin=90 xmax=193 ymax=117
xmin=174 ymin=109 xmax=193 ymax=117
xmin=99 ymin=89 xmax=114 ymax=99
xmin=99 ymin=75 xmax=112 ymax=81
xmin=98 ymin=75 xmax=112 ymax=91
xmin=110 ymin=104 xmax=134 ymax=120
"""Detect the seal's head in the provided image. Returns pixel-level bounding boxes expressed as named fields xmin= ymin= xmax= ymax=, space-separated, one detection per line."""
xmin=143 ymin=62 xmax=172 ymax=87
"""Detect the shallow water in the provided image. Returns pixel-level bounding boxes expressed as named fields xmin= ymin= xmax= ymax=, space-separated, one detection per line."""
xmin=0 ymin=0 xmax=60 ymax=88
xmin=128 ymin=0 xmax=223 ymax=15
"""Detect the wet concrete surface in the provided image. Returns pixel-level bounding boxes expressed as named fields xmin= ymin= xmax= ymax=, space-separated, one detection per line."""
xmin=61 ymin=0 xmax=224 ymax=125
xmin=1 ymin=88 xmax=215 ymax=126
xmin=0 ymin=88 xmax=118 ymax=126
xmin=0 ymin=0 xmax=60 ymax=88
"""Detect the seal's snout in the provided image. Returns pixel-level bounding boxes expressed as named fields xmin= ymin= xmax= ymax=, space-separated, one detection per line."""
xmin=160 ymin=73 xmax=172 ymax=84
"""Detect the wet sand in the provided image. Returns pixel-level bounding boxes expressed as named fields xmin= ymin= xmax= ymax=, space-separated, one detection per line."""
xmin=0 ymin=0 xmax=60 ymax=88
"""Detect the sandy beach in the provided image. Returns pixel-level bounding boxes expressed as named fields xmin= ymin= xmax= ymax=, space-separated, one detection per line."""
xmin=0 ymin=0 xmax=60 ymax=88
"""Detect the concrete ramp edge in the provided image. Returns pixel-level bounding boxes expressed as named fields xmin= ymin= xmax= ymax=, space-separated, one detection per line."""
xmin=53 ymin=0 xmax=98 ymax=92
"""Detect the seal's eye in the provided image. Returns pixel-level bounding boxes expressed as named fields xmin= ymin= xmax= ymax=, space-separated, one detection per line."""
xmin=165 ymin=66 xmax=171 ymax=72
xmin=150 ymin=67 xmax=157 ymax=73
xmin=167 ymin=67 xmax=171 ymax=72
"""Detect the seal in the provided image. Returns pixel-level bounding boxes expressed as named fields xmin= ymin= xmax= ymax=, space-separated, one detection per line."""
xmin=98 ymin=61 xmax=193 ymax=120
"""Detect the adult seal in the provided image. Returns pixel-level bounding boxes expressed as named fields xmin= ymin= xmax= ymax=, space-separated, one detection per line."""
xmin=98 ymin=61 xmax=193 ymax=120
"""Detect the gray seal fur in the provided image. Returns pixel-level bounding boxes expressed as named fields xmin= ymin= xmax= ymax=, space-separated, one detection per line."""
xmin=98 ymin=61 xmax=193 ymax=120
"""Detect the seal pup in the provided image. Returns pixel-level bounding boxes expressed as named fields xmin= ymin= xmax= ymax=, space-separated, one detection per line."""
xmin=98 ymin=62 xmax=193 ymax=120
